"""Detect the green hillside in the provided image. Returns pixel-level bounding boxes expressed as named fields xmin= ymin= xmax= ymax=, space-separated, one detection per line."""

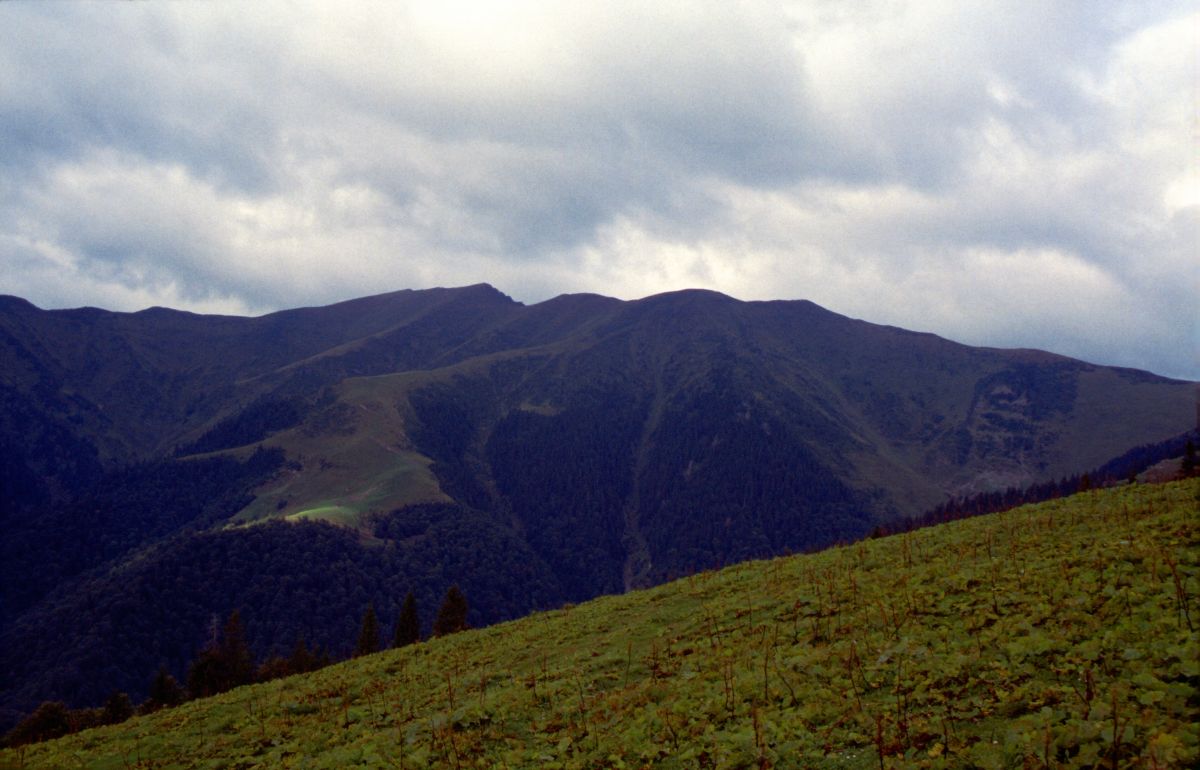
xmin=5 ymin=480 xmax=1197 ymax=769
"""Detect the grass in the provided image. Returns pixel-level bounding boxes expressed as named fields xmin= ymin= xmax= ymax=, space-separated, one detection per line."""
xmin=4 ymin=479 xmax=1197 ymax=769
xmin=233 ymin=375 xmax=449 ymax=528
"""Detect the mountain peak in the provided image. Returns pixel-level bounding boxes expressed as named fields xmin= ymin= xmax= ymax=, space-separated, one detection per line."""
xmin=640 ymin=287 xmax=737 ymax=305
xmin=0 ymin=295 xmax=39 ymax=314
xmin=449 ymin=282 xmax=522 ymax=306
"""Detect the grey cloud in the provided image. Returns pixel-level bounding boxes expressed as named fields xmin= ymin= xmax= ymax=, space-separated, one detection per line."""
xmin=313 ymin=5 xmax=829 ymax=254
xmin=790 ymin=3 xmax=1187 ymax=190
xmin=0 ymin=1 xmax=1195 ymax=380
xmin=0 ymin=4 xmax=283 ymax=193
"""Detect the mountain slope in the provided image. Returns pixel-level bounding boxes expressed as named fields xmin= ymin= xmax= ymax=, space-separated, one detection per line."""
xmin=0 ymin=284 xmax=521 ymax=466
xmin=3 ymin=285 xmax=1191 ymax=524
xmin=0 ymin=285 xmax=1194 ymax=725
xmin=224 ymin=287 xmax=1194 ymax=584
xmin=7 ymin=479 xmax=1197 ymax=769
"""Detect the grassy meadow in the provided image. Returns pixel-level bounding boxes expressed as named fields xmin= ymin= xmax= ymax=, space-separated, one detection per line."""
xmin=4 ymin=478 xmax=1196 ymax=769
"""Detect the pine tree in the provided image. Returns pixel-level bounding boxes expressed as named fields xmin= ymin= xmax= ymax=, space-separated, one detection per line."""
xmin=187 ymin=610 xmax=255 ymax=698
xmin=255 ymin=654 xmax=292 ymax=683
xmin=433 ymin=584 xmax=469 ymax=637
xmin=100 ymin=692 xmax=134 ymax=725
xmin=1183 ymin=440 xmax=1197 ymax=477
xmin=145 ymin=666 xmax=186 ymax=712
xmin=219 ymin=610 xmax=255 ymax=687
xmin=354 ymin=604 xmax=380 ymax=657
xmin=287 ymin=634 xmax=320 ymax=674
xmin=4 ymin=702 xmax=71 ymax=747
xmin=393 ymin=591 xmax=420 ymax=647
xmin=39 ymin=700 xmax=71 ymax=739
xmin=187 ymin=646 xmax=225 ymax=699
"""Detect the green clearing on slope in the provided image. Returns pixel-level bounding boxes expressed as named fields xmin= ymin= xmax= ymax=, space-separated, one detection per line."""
xmin=233 ymin=377 xmax=449 ymax=528
xmin=4 ymin=479 xmax=1197 ymax=769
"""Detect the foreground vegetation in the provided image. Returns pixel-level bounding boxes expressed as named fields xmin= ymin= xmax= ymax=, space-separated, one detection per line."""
xmin=3 ymin=479 xmax=1196 ymax=769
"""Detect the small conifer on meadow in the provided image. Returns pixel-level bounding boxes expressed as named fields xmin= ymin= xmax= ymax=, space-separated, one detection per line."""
xmin=433 ymin=584 xmax=469 ymax=637
xmin=394 ymin=591 xmax=420 ymax=647
xmin=354 ymin=605 xmax=380 ymax=657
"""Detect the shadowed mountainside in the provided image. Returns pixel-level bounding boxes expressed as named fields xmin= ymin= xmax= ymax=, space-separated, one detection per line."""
xmin=0 ymin=285 xmax=1194 ymax=725
xmin=3 ymin=285 xmax=1191 ymax=528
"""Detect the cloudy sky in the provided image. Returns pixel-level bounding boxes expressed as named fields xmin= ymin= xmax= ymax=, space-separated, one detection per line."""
xmin=1 ymin=1 xmax=1196 ymax=379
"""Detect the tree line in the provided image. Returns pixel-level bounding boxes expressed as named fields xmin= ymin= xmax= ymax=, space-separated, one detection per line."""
xmin=0 ymin=503 xmax=561 ymax=736
xmin=882 ymin=431 xmax=1199 ymax=536
xmin=2 ymin=585 xmax=470 ymax=749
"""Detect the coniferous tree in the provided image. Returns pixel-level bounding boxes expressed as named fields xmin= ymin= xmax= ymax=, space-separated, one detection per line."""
xmin=3 ymin=701 xmax=71 ymax=747
xmin=187 ymin=645 xmax=225 ymax=699
xmin=144 ymin=666 xmax=186 ymax=713
xmin=287 ymin=634 xmax=320 ymax=674
xmin=219 ymin=610 xmax=255 ymax=688
xmin=354 ymin=604 xmax=380 ymax=657
xmin=255 ymin=654 xmax=291 ymax=683
xmin=433 ymin=584 xmax=469 ymax=637
xmin=100 ymin=692 xmax=134 ymax=725
xmin=394 ymin=590 xmax=420 ymax=647
xmin=1183 ymin=440 xmax=1197 ymax=477
xmin=187 ymin=610 xmax=255 ymax=698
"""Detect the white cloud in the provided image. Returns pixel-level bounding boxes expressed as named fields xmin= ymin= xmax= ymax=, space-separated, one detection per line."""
xmin=0 ymin=0 xmax=1195 ymax=378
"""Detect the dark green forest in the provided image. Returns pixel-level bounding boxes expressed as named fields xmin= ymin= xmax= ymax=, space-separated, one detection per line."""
xmin=0 ymin=449 xmax=284 ymax=625
xmin=0 ymin=438 xmax=571 ymax=733
xmin=486 ymin=389 xmax=645 ymax=599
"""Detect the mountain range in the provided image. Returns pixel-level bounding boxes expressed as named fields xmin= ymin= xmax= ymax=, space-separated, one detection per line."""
xmin=0 ymin=284 xmax=1194 ymax=725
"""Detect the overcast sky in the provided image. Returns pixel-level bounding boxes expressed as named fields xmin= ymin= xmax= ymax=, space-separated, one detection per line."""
xmin=1 ymin=1 xmax=1196 ymax=379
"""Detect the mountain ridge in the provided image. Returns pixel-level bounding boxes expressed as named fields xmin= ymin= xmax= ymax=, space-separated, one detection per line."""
xmin=0 ymin=284 xmax=1194 ymax=725
xmin=3 ymin=283 xmax=1192 ymax=521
